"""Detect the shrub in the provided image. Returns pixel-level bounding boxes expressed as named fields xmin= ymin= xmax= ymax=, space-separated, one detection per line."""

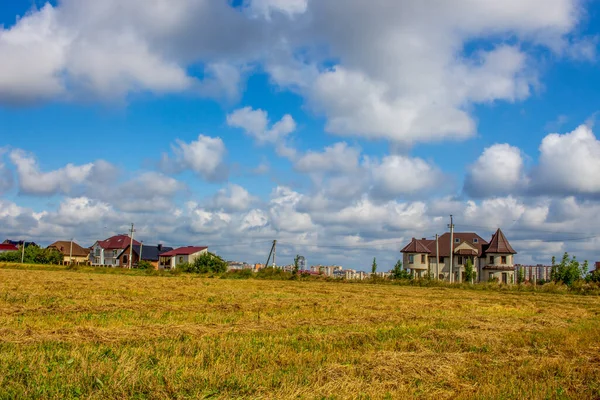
xmin=137 ymin=260 xmax=154 ymax=270
xmin=177 ymin=253 xmax=227 ymax=274
xmin=256 ymin=267 xmax=291 ymax=280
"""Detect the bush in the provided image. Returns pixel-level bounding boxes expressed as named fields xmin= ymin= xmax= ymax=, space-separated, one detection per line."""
xmin=137 ymin=260 xmax=154 ymax=270
xmin=177 ymin=253 xmax=228 ymax=274
xmin=256 ymin=267 xmax=291 ymax=280
xmin=221 ymin=269 xmax=254 ymax=279
xmin=0 ymin=246 xmax=63 ymax=265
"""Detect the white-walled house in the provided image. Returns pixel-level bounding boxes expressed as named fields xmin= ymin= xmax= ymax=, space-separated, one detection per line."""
xmin=91 ymin=234 xmax=141 ymax=267
xmin=401 ymin=229 xmax=517 ymax=283
xmin=158 ymin=246 xmax=208 ymax=269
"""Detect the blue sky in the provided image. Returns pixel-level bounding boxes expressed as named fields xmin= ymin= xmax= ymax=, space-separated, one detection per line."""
xmin=2 ymin=0 xmax=600 ymax=270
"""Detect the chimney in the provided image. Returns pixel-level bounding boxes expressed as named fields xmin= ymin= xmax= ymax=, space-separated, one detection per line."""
xmin=421 ymin=238 xmax=426 ymax=240
xmin=158 ymin=244 xmax=163 ymax=251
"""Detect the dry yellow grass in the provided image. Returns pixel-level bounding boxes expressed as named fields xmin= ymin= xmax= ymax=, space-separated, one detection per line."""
xmin=1 ymin=267 xmax=599 ymax=399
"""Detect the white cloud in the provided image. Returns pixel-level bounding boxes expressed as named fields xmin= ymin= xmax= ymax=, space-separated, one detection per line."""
xmin=367 ymin=155 xmax=444 ymax=198
xmin=9 ymin=149 xmax=113 ymax=196
xmin=531 ymin=124 xmax=600 ymax=194
xmin=51 ymin=197 xmax=112 ymax=226
xmin=294 ymin=142 xmax=360 ymax=173
xmin=162 ymin=134 xmax=227 ymax=181
xmin=227 ymin=107 xmax=296 ymax=144
xmin=0 ymin=150 xmax=14 ymax=194
xmin=464 ymin=144 xmax=526 ymax=198
xmin=247 ymin=0 xmax=308 ymax=19
xmin=211 ymin=184 xmax=257 ymax=212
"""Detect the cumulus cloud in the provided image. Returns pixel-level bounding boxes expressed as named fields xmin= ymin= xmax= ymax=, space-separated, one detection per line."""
xmin=294 ymin=142 xmax=360 ymax=173
xmin=464 ymin=144 xmax=526 ymax=198
xmin=0 ymin=1 xmax=260 ymax=104
xmin=531 ymin=124 xmax=600 ymax=195
xmin=367 ymin=155 xmax=444 ymax=199
xmin=210 ymin=184 xmax=257 ymax=212
xmin=0 ymin=0 xmax=587 ymax=144
xmin=161 ymin=134 xmax=228 ymax=181
xmin=247 ymin=0 xmax=308 ymax=19
xmin=227 ymin=107 xmax=296 ymax=144
xmin=9 ymin=149 xmax=116 ymax=196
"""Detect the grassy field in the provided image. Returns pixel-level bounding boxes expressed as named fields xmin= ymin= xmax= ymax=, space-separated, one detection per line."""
xmin=1 ymin=266 xmax=599 ymax=399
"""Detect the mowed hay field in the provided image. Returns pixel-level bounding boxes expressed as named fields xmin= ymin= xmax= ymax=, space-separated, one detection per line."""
xmin=1 ymin=268 xmax=600 ymax=399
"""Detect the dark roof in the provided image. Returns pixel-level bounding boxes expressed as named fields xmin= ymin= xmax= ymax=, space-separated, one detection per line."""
xmin=117 ymin=244 xmax=174 ymax=262
xmin=47 ymin=241 xmax=90 ymax=257
xmin=3 ymin=240 xmax=37 ymax=247
xmin=96 ymin=235 xmax=141 ymax=250
xmin=483 ymin=229 xmax=517 ymax=254
xmin=400 ymin=232 xmax=491 ymax=257
xmin=401 ymin=238 xmax=432 ymax=253
xmin=0 ymin=244 xmax=18 ymax=251
xmin=160 ymin=246 xmax=208 ymax=257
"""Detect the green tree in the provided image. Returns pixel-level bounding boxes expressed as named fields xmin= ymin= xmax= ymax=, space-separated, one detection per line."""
xmin=391 ymin=260 xmax=411 ymax=280
xmin=371 ymin=257 xmax=377 ymax=275
xmin=464 ymin=258 xmax=475 ymax=283
xmin=179 ymin=252 xmax=228 ymax=274
xmin=293 ymin=255 xmax=300 ymax=275
xmin=517 ymin=267 xmax=525 ymax=284
xmin=551 ymin=252 xmax=586 ymax=286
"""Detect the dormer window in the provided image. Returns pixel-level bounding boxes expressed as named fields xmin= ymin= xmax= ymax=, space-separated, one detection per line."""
xmin=473 ymin=238 xmax=478 ymax=243
xmin=454 ymin=238 xmax=460 ymax=243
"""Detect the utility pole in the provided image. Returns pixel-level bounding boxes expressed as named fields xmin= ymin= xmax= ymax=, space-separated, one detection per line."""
xmin=128 ymin=223 xmax=135 ymax=269
xmin=139 ymin=241 xmax=143 ymax=264
xmin=435 ymin=234 xmax=440 ymax=280
xmin=69 ymin=238 xmax=73 ymax=266
xmin=265 ymin=240 xmax=277 ymax=269
xmin=448 ymin=215 xmax=454 ymax=283
xmin=273 ymin=240 xmax=277 ymax=268
xmin=21 ymin=241 xmax=25 ymax=264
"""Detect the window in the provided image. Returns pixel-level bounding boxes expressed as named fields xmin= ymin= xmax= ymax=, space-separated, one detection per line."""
xmin=179 ymin=256 xmax=184 ymax=263
xmin=489 ymin=256 xmax=494 ymax=264
xmin=123 ymin=255 xmax=128 ymax=264
xmin=501 ymin=256 xmax=507 ymax=264
xmin=455 ymin=238 xmax=460 ymax=243
xmin=95 ymin=248 xmax=100 ymax=256
xmin=421 ymin=254 xmax=426 ymax=263
xmin=458 ymin=256 xmax=463 ymax=265
xmin=408 ymin=255 xmax=414 ymax=264
xmin=473 ymin=238 xmax=478 ymax=243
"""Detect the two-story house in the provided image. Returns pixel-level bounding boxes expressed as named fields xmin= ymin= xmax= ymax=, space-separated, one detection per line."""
xmin=401 ymin=229 xmax=517 ymax=283
xmin=91 ymin=234 xmax=141 ymax=267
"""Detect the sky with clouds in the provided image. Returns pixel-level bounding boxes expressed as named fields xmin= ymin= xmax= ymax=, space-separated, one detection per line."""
xmin=1 ymin=0 xmax=600 ymax=270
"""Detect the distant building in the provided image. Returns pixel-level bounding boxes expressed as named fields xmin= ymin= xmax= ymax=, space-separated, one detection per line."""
xmin=3 ymin=239 xmax=37 ymax=248
xmin=91 ymin=234 xmax=141 ymax=267
xmin=47 ymin=241 xmax=91 ymax=265
xmin=298 ymin=256 xmax=306 ymax=270
xmin=116 ymin=243 xmax=173 ymax=269
xmin=515 ymin=264 xmax=552 ymax=282
xmin=401 ymin=229 xmax=517 ymax=283
xmin=158 ymin=246 xmax=208 ymax=269
xmin=0 ymin=243 xmax=18 ymax=253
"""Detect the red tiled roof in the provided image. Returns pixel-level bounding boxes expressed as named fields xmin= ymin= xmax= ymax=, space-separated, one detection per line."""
xmin=96 ymin=235 xmax=141 ymax=250
xmin=159 ymin=246 xmax=208 ymax=257
xmin=483 ymin=229 xmax=517 ymax=254
xmin=0 ymin=244 xmax=18 ymax=251
xmin=401 ymin=238 xmax=432 ymax=253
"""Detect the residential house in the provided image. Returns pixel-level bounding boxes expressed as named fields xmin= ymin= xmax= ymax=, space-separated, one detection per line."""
xmin=116 ymin=244 xmax=173 ymax=269
xmin=91 ymin=234 xmax=141 ymax=267
xmin=3 ymin=239 xmax=37 ymax=247
xmin=401 ymin=229 xmax=517 ymax=283
xmin=158 ymin=246 xmax=208 ymax=269
xmin=47 ymin=241 xmax=91 ymax=265
xmin=0 ymin=243 xmax=18 ymax=253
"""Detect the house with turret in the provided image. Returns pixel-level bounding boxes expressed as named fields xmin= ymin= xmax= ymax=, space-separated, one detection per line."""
xmin=401 ymin=229 xmax=517 ymax=283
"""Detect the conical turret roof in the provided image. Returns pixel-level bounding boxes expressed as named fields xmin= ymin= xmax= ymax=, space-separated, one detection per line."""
xmin=484 ymin=229 xmax=516 ymax=254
